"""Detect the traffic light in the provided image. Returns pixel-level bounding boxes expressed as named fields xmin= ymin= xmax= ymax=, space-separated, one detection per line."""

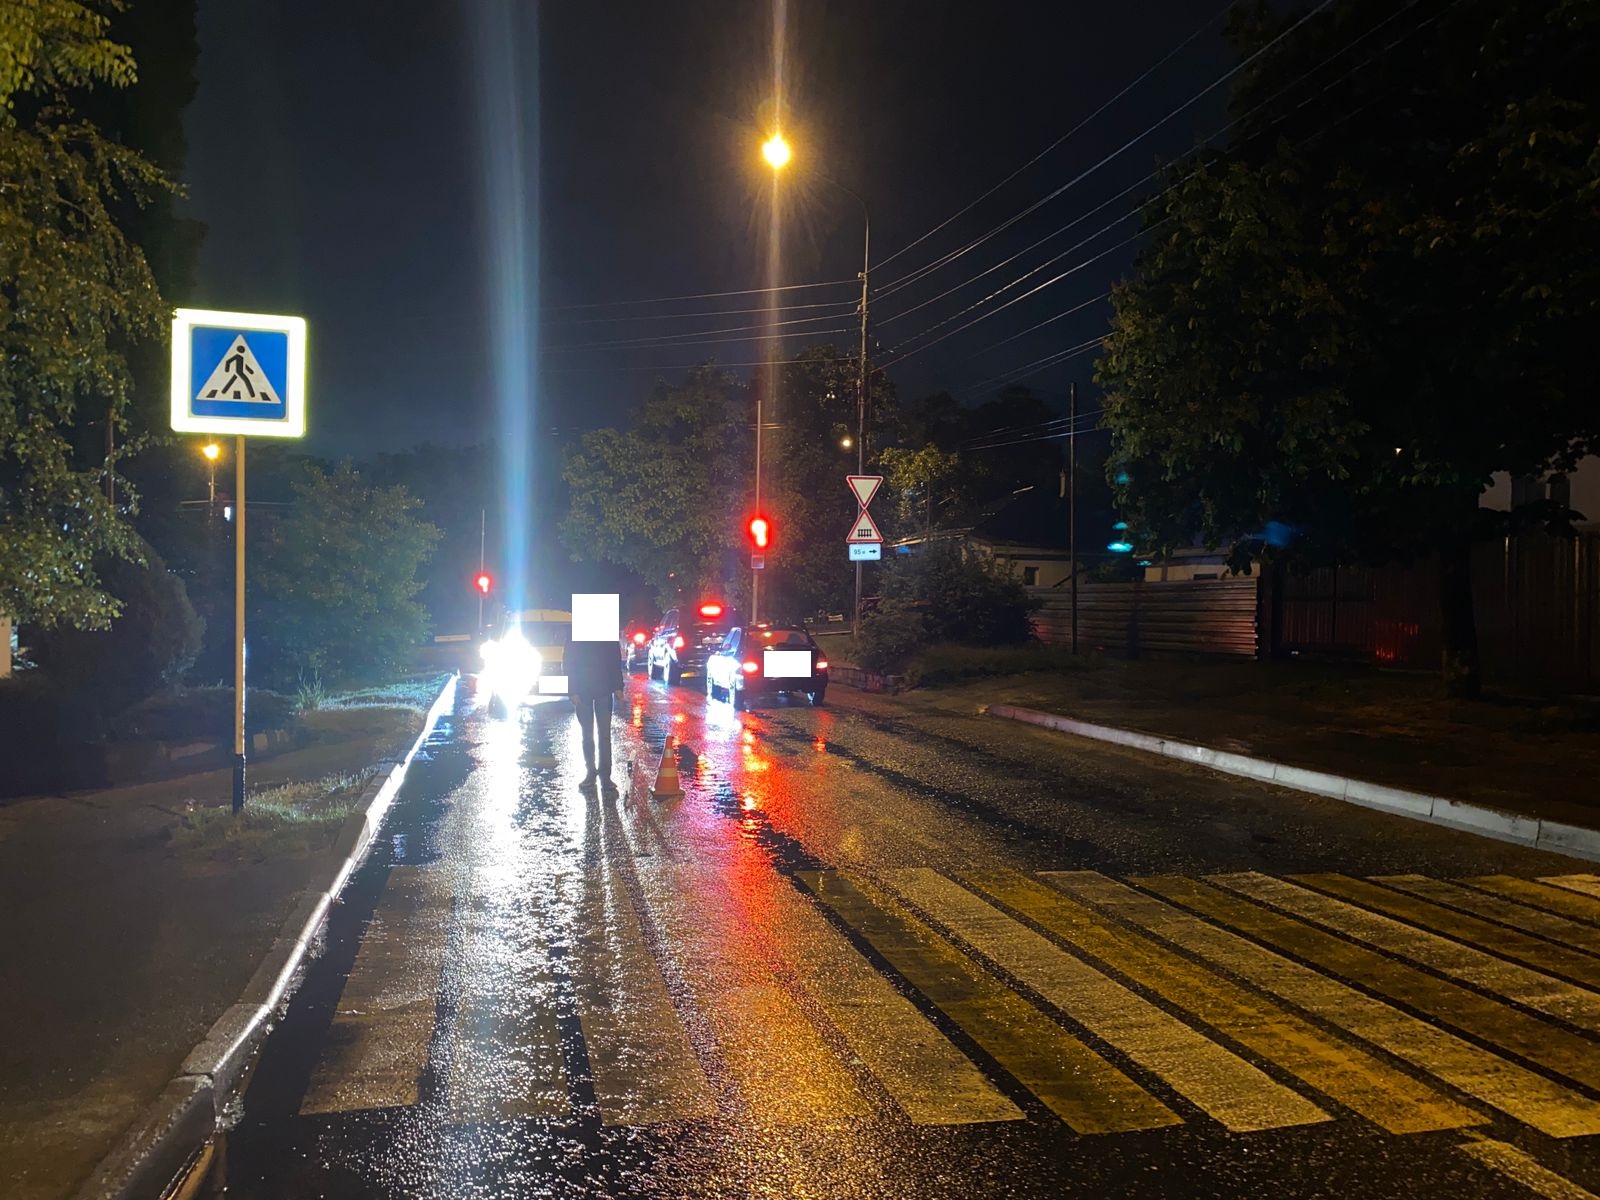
xmin=474 ymin=571 xmax=493 ymax=596
xmin=747 ymin=514 xmax=772 ymax=551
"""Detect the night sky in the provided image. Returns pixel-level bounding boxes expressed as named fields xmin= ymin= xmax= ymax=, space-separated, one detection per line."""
xmin=182 ymin=1 xmax=1231 ymax=457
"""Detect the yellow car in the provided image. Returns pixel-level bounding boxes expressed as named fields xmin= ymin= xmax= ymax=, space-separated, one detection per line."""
xmin=481 ymin=608 xmax=572 ymax=705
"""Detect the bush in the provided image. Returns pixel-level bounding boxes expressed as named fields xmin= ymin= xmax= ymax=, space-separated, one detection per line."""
xmin=0 ymin=675 xmax=88 ymax=794
xmin=881 ymin=541 xmax=1039 ymax=646
xmin=31 ymin=540 xmax=204 ymax=715
xmin=113 ymin=686 xmax=298 ymax=742
xmin=855 ymin=599 xmax=929 ymax=674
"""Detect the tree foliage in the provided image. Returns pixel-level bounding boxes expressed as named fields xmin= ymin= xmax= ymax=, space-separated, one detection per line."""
xmin=250 ymin=463 xmax=440 ymax=687
xmin=562 ymin=365 xmax=751 ymax=607
xmin=0 ymin=0 xmax=174 ymax=629
xmin=880 ymin=540 xmax=1037 ymax=646
xmin=1097 ymin=0 xmax=1600 ymax=695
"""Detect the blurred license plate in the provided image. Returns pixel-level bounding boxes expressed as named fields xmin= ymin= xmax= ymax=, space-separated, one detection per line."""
xmin=763 ymin=650 xmax=812 ymax=678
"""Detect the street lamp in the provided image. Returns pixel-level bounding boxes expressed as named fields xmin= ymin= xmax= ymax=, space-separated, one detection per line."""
xmin=840 ymin=435 xmax=853 ymax=450
xmin=201 ymin=441 xmax=221 ymax=514
xmin=763 ymin=131 xmax=872 ymax=634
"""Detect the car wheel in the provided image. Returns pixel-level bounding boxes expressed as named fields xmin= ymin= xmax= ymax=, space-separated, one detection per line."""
xmin=731 ymin=679 xmax=744 ymax=710
xmin=663 ymin=659 xmax=677 ymax=687
xmin=705 ymin=673 xmax=719 ymax=702
xmin=808 ymin=688 xmax=826 ymax=707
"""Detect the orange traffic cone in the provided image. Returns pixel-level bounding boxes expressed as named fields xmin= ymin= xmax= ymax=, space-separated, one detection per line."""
xmin=653 ymin=744 xmax=683 ymax=798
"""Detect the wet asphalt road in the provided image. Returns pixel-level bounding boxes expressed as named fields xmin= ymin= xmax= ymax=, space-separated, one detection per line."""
xmin=209 ymin=675 xmax=1600 ymax=1199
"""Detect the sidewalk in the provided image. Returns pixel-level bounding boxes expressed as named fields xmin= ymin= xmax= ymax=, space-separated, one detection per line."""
xmin=862 ymin=656 xmax=1600 ymax=830
xmin=0 ymin=705 xmax=424 ymax=1200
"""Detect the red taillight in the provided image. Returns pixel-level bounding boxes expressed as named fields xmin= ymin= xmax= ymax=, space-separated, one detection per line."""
xmin=741 ymin=660 xmax=759 ymax=674
xmin=673 ymin=635 xmax=686 ymax=649
xmin=698 ymin=602 xmax=724 ymax=618
xmin=815 ymin=659 xmax=829 ymax=670
xmin=632 ymin=632 xmax=646 ymax=645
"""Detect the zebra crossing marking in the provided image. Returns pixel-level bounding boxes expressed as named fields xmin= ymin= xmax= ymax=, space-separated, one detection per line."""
xmin=881 ymin=867 xmax=1330 ymax=1133
xmin=1211 ymin=872 xmax=1600 ymax=1032
xmin=1044 ymin=871 xmax=1600 ymax=1138
xmin=1373 ymin=875 xmax=1600 ymax=953
xmin=964 ymin=869 xmax=1482 ymax=1135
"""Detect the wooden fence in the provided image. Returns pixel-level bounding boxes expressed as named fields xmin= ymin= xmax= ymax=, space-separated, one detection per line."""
xmin=1029 ymin=578 xmax=1259 ymax=659
xmin=1270 ymin=532 xmax=1600 ymax=691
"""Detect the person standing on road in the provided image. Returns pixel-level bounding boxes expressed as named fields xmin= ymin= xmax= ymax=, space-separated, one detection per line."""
xmin=567 ymin=636 xmax=623 ymax=790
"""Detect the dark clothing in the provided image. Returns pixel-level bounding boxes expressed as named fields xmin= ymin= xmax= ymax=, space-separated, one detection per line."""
xmin=573 ymin=692 xmax=613 ymax=776
xmin=568 ymin=640 xmax=622 ymax=777
xmin=566 ymin=639 xmax=624 ymax=696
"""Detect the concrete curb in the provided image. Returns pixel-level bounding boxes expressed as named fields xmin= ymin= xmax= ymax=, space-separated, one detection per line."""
xmin=74 ymin=673 xmax=459 ymax=1200
xmin=986 ymin=702 xmax=1600 ymax=864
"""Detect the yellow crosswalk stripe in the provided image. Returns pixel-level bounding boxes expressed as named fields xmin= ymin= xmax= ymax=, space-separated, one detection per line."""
xmin=1135 ymin=874 xmax=1600 ymax=1097
xmin=301 ymin=866 xmax=450 ymax=1115
xmin=627 ymin=857 xmax=871 ymax=1124
xmin=1211 ymin=873 xmax=1600 ymax=1033
xmin=805 ymin=870 xmax=1180 ymax=1134
xmin=571 ymin=864 xmax=714 ymax=1126
xmin=1542 ymin=875 xmax=1600 ymax=902
xmin=765 ymin=875 xmax=1023 ymax=1125
xmin=882 ymin=868 xmax=1329 ymax=1133
xmin=965 ymin=870 xmax=1480 ymax=1135
xmin=1044 ymin=871 xmax=1600 ymax=1138
xmin=1301 ymin=873 xmax=1600 ymax=988
xmin=1460 ymin=1134 xmax=1600 ymax=1199
xmin=1375 ymin=875 xmax=1600 ymax=954
xmin=1465 ymin=876 xmax=1600 ymax=926
xmin=445 ymin=898 xmax=570 ymax=1123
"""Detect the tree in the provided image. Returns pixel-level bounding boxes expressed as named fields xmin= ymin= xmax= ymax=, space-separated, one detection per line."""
xmin=0 ymin=1 xmax=177 ymax=629
xmin=879 ymin=444 xmax=961 ymax=537
xmin=250 ymin=463 xmax=441 ymax=687
xmin=563 ymin=364 xmax=750 ymax=606
xmin=1097 ymin=0 xmax=1600 ymax=697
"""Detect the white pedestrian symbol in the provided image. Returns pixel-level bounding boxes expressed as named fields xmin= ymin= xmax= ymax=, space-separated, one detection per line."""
xmin=196 ymin=335 xmax=281 ymax=404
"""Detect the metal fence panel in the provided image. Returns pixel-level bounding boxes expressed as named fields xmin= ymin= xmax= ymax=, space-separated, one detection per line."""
xmin=1030 ymin=578 xmax=1258 ymax=658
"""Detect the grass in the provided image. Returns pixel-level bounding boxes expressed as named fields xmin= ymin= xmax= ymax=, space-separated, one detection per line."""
xmin=170 ymin=768 xmax=377 ymax=861
xmin=324 ymin=672 xmax=450 ymax=713
xmin=900 ymin=643 xmax=1103 ymax=687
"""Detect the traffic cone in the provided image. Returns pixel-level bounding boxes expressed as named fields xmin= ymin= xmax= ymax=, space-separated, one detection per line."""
xmin=653 ymin=744 xmax=683 ymax=799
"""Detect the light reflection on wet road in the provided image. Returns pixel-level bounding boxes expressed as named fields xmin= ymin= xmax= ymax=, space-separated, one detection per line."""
xmin=210 ymin=676 xmax=1600 ymax=1198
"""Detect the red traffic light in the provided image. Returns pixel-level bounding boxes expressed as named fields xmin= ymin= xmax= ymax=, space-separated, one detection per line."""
xmin=747 ymin=515 xmax=771 ymax=550
xmin=473 ymin=572 xmax=493 ymax=596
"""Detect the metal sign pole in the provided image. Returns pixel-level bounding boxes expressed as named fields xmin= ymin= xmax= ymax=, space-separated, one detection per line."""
xmin=233 ymin=435 xmax=247 ymax=814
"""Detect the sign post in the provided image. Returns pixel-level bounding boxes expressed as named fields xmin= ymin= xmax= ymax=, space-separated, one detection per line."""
xmin=845 ymin=474 xmax=883 ymax=634
xmin=171 ymin=308 xmax=307 ymax=813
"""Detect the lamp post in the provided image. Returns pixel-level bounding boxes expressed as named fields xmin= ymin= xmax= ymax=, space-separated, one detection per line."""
xmin=201 ymin=441 xmax=221 ymax=516
xmin=763 ymin=132 xmax=871 ymax=633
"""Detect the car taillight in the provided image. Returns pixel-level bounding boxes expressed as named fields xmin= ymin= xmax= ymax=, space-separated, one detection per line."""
xmin=741 ymin=660 xmax=759 ymax=674
xmin=632 ymin=632 xmax=646 ymax=645
xmin=673 ymin=635 xmax=686 ymax=649
xmin=815 ymin=659 xmax=829 ymax=670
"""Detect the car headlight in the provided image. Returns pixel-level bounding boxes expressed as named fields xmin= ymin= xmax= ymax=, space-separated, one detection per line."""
xmin=481 ymin=632 xmax=541 ymax=703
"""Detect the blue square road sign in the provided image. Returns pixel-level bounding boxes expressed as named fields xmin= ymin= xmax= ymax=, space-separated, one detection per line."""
xmin=170 ymin=308 xmax=307 ymax=438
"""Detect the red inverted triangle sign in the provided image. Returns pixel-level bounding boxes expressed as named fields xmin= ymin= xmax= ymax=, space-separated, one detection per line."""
xmin=847 ymin=474 xmax=882 ymax=508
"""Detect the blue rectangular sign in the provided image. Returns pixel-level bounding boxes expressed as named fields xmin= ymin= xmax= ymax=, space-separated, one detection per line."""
xmin=848 ymin=542 xmax=881 ymax=561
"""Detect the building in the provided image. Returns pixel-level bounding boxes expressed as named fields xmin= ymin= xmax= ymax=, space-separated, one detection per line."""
xmin=888 ymin=486 xmax=1074 ymax=587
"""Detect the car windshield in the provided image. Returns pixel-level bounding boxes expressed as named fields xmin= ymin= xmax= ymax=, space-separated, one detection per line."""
xmin=517 ymin=621 xmax=570 ymax=647
xmin=754 ymin=628 xmax=810 ymax=648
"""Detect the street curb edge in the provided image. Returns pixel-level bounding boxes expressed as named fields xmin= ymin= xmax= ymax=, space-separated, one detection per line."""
xmin=986 ymin=702 xmax=1600 ymax=864
xmin=73 ymin=673 xmax=459 ymax=1200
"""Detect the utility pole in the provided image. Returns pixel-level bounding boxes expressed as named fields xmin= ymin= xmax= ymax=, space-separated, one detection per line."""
xmin=753 ymin=385 xmax=763 ymax=624
xmin=477 ymin=508 xmax=486 ymax=638
xmin=1069 ymin=380 xmax=1079 ymax=655
xmin=853 ymin=215 xmax=870 ymax=637
xmin=233 ymin=435 xmax=247 ymax=814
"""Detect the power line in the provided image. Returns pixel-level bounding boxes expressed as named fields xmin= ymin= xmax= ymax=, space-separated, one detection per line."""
xmin=896 ymin=0 xmax=1438 ymax=385
xmin=964 ymin=408 xmax=1109 ymax=452
xmin=545 ymin=310 xmax=857 ymax=352
xmin=546 ymin=297 xmax=857 ymax=326
xmin=541 ymin=277 xmax=856 ymax=313
xmin=879 ymin=233 xmax=1146 ymax=368
xmin=871 ymin=0 xmax=1335 ymax=301
xmin=872 ymin=0 xmax=1234 ymax=274
xmin=961 ymin=339 xmax=1109 ymax=400
xmin=542 ymin=350 xmax=854 ymax=373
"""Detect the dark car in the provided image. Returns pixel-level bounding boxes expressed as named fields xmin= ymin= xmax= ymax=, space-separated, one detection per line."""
xmin=704 ymin=624 xmax=828 ymax=708
xmin=622 ymin=621 xmax=653 ymax=673
xmin=646 ymin=601 xmax=739 ymax=686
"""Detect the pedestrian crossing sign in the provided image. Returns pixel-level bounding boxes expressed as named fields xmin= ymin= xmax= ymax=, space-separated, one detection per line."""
xmin=170 ymin=308 xmax=307 ymax=437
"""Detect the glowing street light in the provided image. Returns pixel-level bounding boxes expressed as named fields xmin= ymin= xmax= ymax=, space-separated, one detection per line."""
xmin=200 ymin=441 xmax=221 ymax=513
xmin=763 ymin=129 xmax=872 ymax=635
xmin=840 ymin=435 xmax=853 ymax=450
xmin=761 ymin=132 xmax=791 ymax=170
